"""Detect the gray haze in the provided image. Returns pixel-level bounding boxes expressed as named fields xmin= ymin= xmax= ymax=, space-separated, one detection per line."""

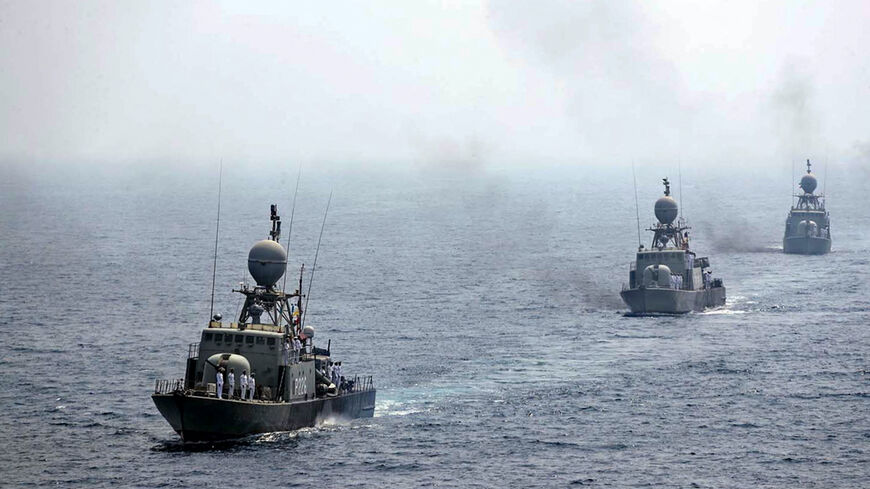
xmin=1 ymin=1 xmax=870 ymax=171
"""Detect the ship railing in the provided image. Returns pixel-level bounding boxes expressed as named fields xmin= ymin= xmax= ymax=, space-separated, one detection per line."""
xmin=208 ymin=321 xmax=283 ymax=333
xmin=188 ymin=342 xmax=199 ymax=359
xmin=348 ymin=375 xmax=374 ymax=393
xmin=154 ymin=378 xmax=185 ymax=394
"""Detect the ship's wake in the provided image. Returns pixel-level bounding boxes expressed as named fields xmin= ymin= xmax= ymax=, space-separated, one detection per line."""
xmin=699 ymin=295 xmax=749 ymax=315
xmin=373 ymin=384 xmax=470 ymax=417
xmin=699 ymin=307 xmax=747 ymax=315
xmin=374 ymin=398 xmax=424 ymax=417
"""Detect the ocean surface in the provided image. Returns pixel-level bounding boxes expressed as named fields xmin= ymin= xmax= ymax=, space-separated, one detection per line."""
xmin=1 ymin=163 xmax=868 ymax=488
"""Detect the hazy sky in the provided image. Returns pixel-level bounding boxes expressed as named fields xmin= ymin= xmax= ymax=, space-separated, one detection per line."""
xmin=1 ymin=0 xmax=869 ymax=170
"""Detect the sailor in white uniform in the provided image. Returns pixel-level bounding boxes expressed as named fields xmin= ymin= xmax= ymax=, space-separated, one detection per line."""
xmin=240 ymin=370 xmax=248 ymax=400
xmin=227 ymin=369 xmax=235 ymax=399
xmin=216 ymin=368 xmax=224 ymax=399
xmin=282 ymin=338 xmax=291 ymax=365
xmin=248 ymin=373 xmax=256 ymax=400
xmin=293 ymin=337 xmax=302 ymax=362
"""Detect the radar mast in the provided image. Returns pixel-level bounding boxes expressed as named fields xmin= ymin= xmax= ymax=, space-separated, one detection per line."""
xmin=233 ymin=205 xmax=303 ymax=335
xmin=648 ymin=177 xmax=689 ymax=250
xmin=793 ymin=159 xmax=824 ymax=211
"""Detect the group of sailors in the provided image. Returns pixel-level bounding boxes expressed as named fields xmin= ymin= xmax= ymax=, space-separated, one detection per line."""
xmin=327 ymin=361 xmax=343 ymax=385
xmin=211 ymin=318 xmax=357 ymax=401
xmin=672 ymin=269 xmax=714 ymax=289
xmin=282 ymin=335 xmax=311 ymax=365
xmin=215 ymin=368 xmax=257 ymax=401
xmin=324 ymin=360 xmax=355 ymax=393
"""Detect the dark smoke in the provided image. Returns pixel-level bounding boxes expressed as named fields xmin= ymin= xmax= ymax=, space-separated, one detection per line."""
xmin=696 ymin=218 xmax=780 ymax=254
xmin=770 ymin=63 xmax=820 ymax=156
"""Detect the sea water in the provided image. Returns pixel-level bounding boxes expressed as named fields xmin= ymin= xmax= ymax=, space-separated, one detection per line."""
xmin=0 ymin=163 xmax=867 ymax=487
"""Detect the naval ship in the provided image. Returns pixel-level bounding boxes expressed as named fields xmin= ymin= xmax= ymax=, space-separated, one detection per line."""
xmin=152 ymin=205 xmax=376 ymax=442
xmin=783 ymin=159 xmax=831 ymax=255
xmin=620 ymin=178 xmax=726 ymax=314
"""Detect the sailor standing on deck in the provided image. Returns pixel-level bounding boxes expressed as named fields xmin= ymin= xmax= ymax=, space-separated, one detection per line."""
xmin=216 ymin=368 xmax=224 ymax=399
xmin=293 ymin=337 xmax=302 ymax=363
xmin=282 ymin=338 xmax=291 ymax=365
xmin=228 ymin=368 xmax=235 ymax=399
xmin=240 ymin=370 xmax=248 ymax=400
xmin=248 ymin=373 xmax=256 ymax=400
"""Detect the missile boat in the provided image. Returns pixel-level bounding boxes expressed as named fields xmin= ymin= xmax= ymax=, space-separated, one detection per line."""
xmin=620 ymin=178 xmax=726 ymax=315
xmin=152 ymin=205 xmax=376 ymax=442
xmin=783 ymin=159 xmax=831 ymax=255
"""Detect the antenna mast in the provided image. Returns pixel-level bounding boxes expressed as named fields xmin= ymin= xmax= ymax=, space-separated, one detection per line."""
xmin=632 ymin=162 xmax=642 ymax=249
xmin=209 ymin=161 xmax=223 ymax=320
xmin=280 ymin=165 xmax=302 ymax=298
xmin=678 ymin=160 xmax=683 ymax=220
xmin=301 ymin=192 xmax=332 ymax=329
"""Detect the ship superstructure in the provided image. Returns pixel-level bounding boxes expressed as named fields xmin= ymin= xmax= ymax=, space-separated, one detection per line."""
xmin=783 ymin=159 xmax=831 ymax=255
xmin=620 ymin=178 xmax=726 ymax=314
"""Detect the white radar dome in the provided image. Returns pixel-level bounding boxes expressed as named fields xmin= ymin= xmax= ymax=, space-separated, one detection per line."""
xmin=247 ymin=239 xmax=287 ymax=287
xmin=654 ymin=196 xmax=678 ymax=225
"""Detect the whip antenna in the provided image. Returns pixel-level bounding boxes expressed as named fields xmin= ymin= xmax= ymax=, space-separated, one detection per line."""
xmin=632 ymin=162 xmax=642 ymax=249
xmin=301 ymin=191 xmax=332 ymax=328
xmin=280 ymin=165 xmax=302 ymax=298
xmin=209 ymin=161 xmax=223 ymax=320
xmin=678 ymin=159 xmax=683 ymax=220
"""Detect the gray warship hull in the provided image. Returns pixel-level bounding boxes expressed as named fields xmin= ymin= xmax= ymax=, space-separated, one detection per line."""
xmin=152 ymin=389 xmax=376 ymax=442
xmin=783 ymin=236 xmax=831 ymax=255
xmin=620 ymin=286 xmax=725 ymax=315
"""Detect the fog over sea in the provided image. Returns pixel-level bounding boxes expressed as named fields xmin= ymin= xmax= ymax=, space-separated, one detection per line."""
xmin=0 ymin=162 xmax=868 ymax=488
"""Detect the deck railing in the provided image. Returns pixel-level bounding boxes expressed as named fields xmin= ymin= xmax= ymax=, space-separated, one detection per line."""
xmin=208 ymin=321 xmax=283 ymax=333
xmin=155 ymin=374 xmax=372 ymax=397
xmin=154 ymin=378 xmax=185 ymax=394
xmin=348 ymin=375 xmax=374 ymax=393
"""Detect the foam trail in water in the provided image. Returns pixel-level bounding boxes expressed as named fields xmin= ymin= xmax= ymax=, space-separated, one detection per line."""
xmin=700 ymin=308 xmax=747 ymax=315
xmin=374 ymin=398 xmax=424 ymax=417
